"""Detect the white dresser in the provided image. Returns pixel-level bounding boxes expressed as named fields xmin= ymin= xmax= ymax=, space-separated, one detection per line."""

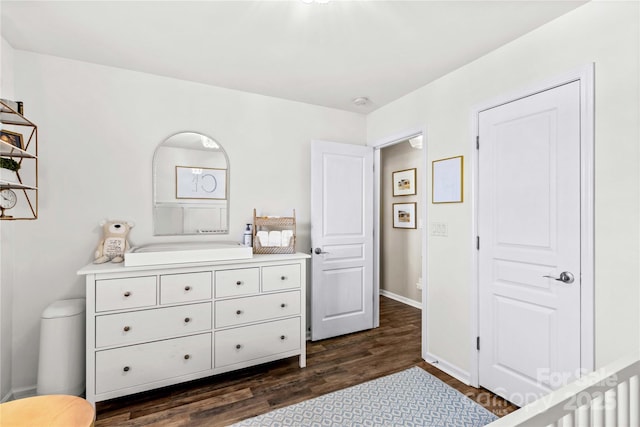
xmin=78 ymin=253 xmax=309 ymax=405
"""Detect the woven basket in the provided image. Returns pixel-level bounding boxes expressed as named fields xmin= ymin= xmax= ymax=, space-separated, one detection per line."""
xmin=253 ymin=209 xmax=296 ymax=254
xmin=253 ymin=237 xmax=296 ymax=254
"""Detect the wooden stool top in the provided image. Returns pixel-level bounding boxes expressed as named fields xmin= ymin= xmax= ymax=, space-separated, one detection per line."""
xmin=0 ymin=395 xmax=95 ymax=427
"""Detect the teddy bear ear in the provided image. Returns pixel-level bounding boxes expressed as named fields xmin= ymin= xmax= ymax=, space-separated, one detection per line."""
xmin=127 ymin=221 xmax=136 ymax=228
xmin=99 ymin=219 xmax=108 ymax=226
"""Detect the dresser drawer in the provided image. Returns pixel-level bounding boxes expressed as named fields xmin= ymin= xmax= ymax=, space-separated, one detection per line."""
xmin=95 ymin=276 xmax=157 ymax=312
xmin=262 ymin=264 xmax=301 ymax=292
xmin=95 ymin=303 xmax=212 ymax=348
xmin=215 ymin=268 xmax=259 ymax=298
xmin=215 ymin=291 xmax=300 ymax=328
xmin=95 ymin=333 xmax=212 ymax=395
xmin=160 ymin=272 xmax=212 ymax=304
xmin=214 ymin=318 xmax=300 ymax=368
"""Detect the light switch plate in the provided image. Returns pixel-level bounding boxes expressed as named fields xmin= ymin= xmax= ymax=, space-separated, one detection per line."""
xmin=430 ymin=222 xmax=448 ymax=237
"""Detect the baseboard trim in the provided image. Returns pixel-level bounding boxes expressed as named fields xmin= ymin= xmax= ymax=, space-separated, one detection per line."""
xmin=10 ymin=385 xmax=36 ymax=401
xmin=380 ymin=289 xmax=422 ymax=310
xmin=424 ymin=352 xmax=471 ymax=385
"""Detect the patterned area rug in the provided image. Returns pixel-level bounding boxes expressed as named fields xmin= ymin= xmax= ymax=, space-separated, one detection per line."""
xmin=232 ymin=367 xmax=498 ymax=426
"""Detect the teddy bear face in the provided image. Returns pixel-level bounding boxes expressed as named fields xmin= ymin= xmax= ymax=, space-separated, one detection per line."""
xmin=101 ymin=220 xmax=134 ymax=236
xmin=106 ymin=222 xmax=129 ymax=235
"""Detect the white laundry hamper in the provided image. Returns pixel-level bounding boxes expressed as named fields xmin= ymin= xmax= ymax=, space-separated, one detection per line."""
xmin=36 ymin=298 xmax=86 ymax=396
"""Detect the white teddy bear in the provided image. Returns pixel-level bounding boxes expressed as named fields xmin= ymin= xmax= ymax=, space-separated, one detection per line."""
xmin=93 ymin=219 xmax=134 ymax=264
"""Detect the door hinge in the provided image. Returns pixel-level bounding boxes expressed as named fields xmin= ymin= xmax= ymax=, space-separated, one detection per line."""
xmin=476 ymin=135 xmax=479 ymax=150
xmin=476 ymin=236 xmax=480 ymax=250
xmin=476 ymin=336 xmax=480 ymax=351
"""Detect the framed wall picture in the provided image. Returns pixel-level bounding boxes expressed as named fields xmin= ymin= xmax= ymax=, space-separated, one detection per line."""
xmin=393 ymin=202 xmax=417 ymax=229
xmin=176 ymin=166 xmax=227 ymax=200
xmin=432 ymin=156 xmax=463 ymax=203
xmin=392 ymin=168 xmax=417 ymax=196
xmin=0 ymin=130 xmax=23 ymax=150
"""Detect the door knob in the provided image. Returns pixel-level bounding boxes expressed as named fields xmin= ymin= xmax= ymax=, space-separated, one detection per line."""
xmin=314 ymin=248 xmax=329 ymax=255
xmin=543 ymin=271 xmax=575 ymax=284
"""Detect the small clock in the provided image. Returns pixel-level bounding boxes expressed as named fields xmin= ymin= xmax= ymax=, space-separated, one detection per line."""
xmin=0 ymin=189 xmax=17 ymax=218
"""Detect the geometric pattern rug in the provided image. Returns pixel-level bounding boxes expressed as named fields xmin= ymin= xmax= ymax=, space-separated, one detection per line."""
xmin=232 ymin=367 xmax=498 ymax=426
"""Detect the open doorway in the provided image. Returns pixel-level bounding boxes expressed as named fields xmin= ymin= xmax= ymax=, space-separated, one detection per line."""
xmin=372 ymin=128 xmax=427 ymax=339
xmin=378 ymin=139 xmax=423 ymax=309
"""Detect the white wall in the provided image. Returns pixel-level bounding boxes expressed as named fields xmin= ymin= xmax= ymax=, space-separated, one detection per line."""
xmin=380 ymin=141 xmax=422 ymax=303
xmin=368 ymin=1 xmax=640 ymax=374
xmin=0 ymin=36 xmax=16 ymax=400
xmin=6 ymin=51 xmax=366 ymax=391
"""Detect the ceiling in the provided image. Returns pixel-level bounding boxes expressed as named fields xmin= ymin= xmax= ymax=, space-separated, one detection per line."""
xmin=1 ymin=1 xmax=586 ymax=114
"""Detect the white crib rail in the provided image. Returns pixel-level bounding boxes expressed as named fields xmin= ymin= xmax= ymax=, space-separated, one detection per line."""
xmin=486 ymin=353 xmax=640 ymax=427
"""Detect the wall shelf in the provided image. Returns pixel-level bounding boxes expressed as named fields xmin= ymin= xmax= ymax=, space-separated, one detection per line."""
xmin=0 ymin=99 xmax=38 ymax=220
xmin=0 ymin=105 xmax=33 ymax=126
xmin=0 ymin=141 xmax=37 ymax=159
xmin=0 ymin=179 xmax=37 ymax=190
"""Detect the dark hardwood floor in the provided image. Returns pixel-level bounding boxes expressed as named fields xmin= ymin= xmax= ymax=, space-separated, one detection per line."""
xmin=95 ymin=296 xmax=517 ymax=426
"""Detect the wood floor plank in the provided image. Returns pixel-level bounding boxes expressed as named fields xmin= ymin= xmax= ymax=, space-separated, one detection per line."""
xmin=128 ymin=388 xmax=254 ymax=420
xmin=95 ymin=296 xmax=517 ymax=426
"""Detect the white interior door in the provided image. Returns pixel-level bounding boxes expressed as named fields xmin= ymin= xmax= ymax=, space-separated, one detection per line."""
xmin=311 ymin=140 xmax=374 ymax=341
xmin=478 ymin=81 xmax=581 ymax=406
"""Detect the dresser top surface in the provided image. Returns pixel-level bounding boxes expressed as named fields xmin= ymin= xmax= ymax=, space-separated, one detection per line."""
xmin=78 ymin=252 xmax=310 ymax=276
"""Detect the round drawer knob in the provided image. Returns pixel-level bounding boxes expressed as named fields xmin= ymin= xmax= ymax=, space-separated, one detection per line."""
xmin=184 ymin=286 xmax=191 ymax=291
xmin=235 ymin=344 xmax=242 ymax=350
xmin=280 ymin=303 xmax=286 ymax=308
xmin=281 ymin=276 xmax=287 ymax=281
xmin=184 ymin=354 xmax=190 ymax=360
xmin=123 ymin=291 xmax=131 ymax=297
xmin=236 ymin=310 xmax=242 ymax=315
xmin=123 ymin=326 xmax=131 ymax=332
xmin=236 ymin=281 xmax=242 ymax=286
xmin=184 ymin=317 xmax=191 ymax=323
xmin=280 ymin=335 xmax=286 ymax=340
xmin=123 ymin=366 xmax=130 ymax=372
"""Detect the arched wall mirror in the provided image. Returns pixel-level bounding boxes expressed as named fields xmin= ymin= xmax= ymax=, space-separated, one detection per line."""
xmin=153 ymin=132 xmax=229 ymax=235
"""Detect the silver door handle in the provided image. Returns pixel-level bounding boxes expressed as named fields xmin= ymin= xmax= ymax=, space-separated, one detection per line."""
xmin=543 ymin=271 xmax=575 ymax=284
xmin=314 ymin=247 xmax=330 ymax=255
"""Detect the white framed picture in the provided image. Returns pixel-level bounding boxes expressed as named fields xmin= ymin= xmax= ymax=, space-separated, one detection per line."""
xmin=175 ymin=166 xmax=227 ymax=200
xmin=392 ymin=168 xmax=417 ymax=196
xmin=393 ymin=202 xmax=417 ymax=229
